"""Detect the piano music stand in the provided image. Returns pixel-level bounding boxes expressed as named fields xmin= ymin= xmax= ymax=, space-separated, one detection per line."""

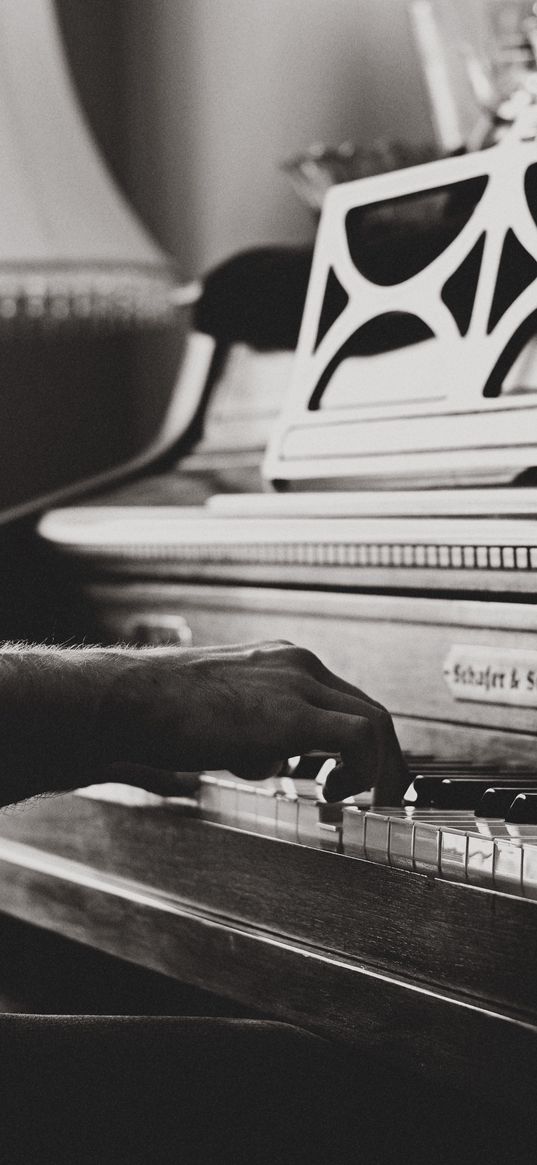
xmin=266 ymin=127 xmax=537 ymax=490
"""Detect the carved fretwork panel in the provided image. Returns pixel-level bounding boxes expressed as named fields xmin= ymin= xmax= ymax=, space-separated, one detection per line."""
xmin=265 ymin=139 xmax=537 ymax=489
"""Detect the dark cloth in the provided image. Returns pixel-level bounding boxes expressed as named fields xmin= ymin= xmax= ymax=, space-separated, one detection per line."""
xmin=0 ymin=1015 xmax=360 ymax=1165
xmin=0 ymin=1012 xmax=534 ymax=1165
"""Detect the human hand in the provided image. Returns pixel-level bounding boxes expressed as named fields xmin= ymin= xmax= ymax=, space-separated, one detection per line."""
xmin=101 ymin=641 xmax=407 ymax=804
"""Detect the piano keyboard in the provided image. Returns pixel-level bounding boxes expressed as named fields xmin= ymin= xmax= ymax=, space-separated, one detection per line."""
xmin=198 ymin=758 xmax=537 ymax=900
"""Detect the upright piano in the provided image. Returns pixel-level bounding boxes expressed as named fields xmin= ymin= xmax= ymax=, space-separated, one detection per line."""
xmin=3 ymin=136 xmax=537 ymax=1126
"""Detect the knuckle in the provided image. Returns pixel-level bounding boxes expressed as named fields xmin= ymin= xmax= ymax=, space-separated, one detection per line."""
xmin=259 ymin=640 xmax=321 ymax=674
xmin=372 ymin=703 xmax=393 ymax=729
xmin=248 ymin=640 xmax=292 ymax=661
xmin=255 ymin=639 xmax=296 ymax=660
xmin=290 ymin=645 xmax=321 ymax=671
xmin=351 ymin=715 xmax=375 ymax=744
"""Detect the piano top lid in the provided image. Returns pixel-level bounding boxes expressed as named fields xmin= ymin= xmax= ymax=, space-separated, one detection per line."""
xmin=37 ymin=488 xmax=537 ymax=593
xmin=263 ymin=132 xmax=537 ymax=491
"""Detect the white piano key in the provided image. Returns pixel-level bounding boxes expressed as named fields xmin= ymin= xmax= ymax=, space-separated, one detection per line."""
xmin=413 ymin=821 xmax=442 ymax=874
xmin=198 ymin=775 xmax=222 ymax=822
xmin=463 ymin=819 xmax=509 ymax=887
xmin=297 ymin=794 xmax=320 ymax=847
xmin=318 ymin=820 xmax=342 ymax=852
xmin=503 ymin=823 xmax=537 ymax=900
xmin=406 ymin=809 xmax=477 ymax=823
xmin=363 ymin=812 xmax=391 ymax=863
xmin=342 ymin=805 xmax=366 ymax=857
xmin=467 ymin=832 xmax=495 ymax=887
xmin=276 ymin=793 xmax=298 ymax=842
xmin=505 ymin=822 xmax=537 ymax=842
xmin=475 ymin=818 xmax=510 ymax=838
xmin=235 ymin=782 xmax=258 ymax=831
xmin=440 ymin=827 xmax=469 ymax=882
xmin=388 ymin=816 xmax=415 ymax=870
xmin=493 ymin=838 xmax=524 ymax=895
xmin=318 ymin=802 xmax=343 ymax=852
xmin=216 ymin=777 xmax=240 ymax=825
xmin=254 ymin=785 xmax=278 ymax=837
xmin=521 ymin=841 xmax=537 ymax=900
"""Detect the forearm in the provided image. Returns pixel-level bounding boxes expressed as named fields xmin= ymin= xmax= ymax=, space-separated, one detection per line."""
xmin=0 ymin=644 xmax=140 ymax=806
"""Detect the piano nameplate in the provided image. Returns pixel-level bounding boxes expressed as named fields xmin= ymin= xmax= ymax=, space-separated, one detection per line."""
xmin=443 ymin=645 xmax=537 ymax=707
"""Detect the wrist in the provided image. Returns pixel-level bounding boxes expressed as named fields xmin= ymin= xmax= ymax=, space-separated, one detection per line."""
xmin=97 ymin=650 xmax=175 ymax=771
xmin=0 ymin=646 xmax=143 ymax=803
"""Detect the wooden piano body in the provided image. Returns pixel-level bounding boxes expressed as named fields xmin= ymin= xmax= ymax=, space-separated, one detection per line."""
xmin=5 ymin=139 xmax=537 ymax=1128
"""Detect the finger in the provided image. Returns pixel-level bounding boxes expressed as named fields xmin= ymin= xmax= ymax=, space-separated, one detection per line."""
xmin=306 ymin=711 xmax=378 ymax=798
xmin=371 ymin=712 xmax=409 ymax=805
xmin=229 ymin=751 xmax=286 ymax=782
xmin=323 ymin=759 xmax=372 ymax=802
xmin=101 ymin=762 xmax=202 ymax=798
xmin=306 ymin=682 xmax=408 ymax=803
xmin=307 ymin=681 xmax=381 ymax=717
xmin=308 ymin=657 xmax=387 ymax=712
xmin=142 ymin=769 xmax=202 ymax=798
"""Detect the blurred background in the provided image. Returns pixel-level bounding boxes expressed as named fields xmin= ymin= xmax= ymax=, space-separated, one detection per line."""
xmin=55 ymin=0 xmax=500 ymax=279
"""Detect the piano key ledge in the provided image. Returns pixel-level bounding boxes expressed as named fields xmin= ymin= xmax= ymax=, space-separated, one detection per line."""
xmin=76 ymin=764 xmax=537 ymax=902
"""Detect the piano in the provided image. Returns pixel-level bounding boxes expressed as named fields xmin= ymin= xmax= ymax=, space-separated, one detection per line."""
xmin=4 ymin=134 xmax=537 ymax=1134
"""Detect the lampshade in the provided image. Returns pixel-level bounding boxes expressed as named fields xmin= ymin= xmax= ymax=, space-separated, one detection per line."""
xmin=0 ymin=0 xmax=175 ymax=326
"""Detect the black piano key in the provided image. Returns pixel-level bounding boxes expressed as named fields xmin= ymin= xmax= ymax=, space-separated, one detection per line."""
xmin=407 ymin=775 xmax=533 ymax=810
xmin=507 ymin=793 xmax=537 ymax=824
xmin=407 ymin=761 xmax=503 ymax=776
xmin=476 ymin=786 xmax=537 ymax=818
xmin=406 ymin=758 xmax=537 ymax=777
xmin=406 ymin=776 xmax=492 ymax=808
